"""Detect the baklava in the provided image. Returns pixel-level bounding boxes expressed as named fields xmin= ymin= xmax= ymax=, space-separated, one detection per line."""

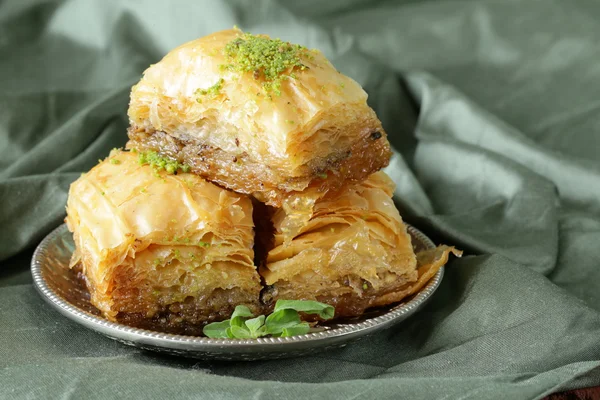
xmin=127 ymin=29 xmax=391 ymax=206
xmin=65 ymin=150 xmax=261 ymax=334
xmin=260 ymin=172 xmax=420 ymax=317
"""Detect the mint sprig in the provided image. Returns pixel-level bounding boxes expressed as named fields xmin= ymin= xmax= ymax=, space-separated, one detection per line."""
xmin=272 ymin=299 xmax=335 ymax=319
xmin=203 ymin=300 xmax=334 ymax=339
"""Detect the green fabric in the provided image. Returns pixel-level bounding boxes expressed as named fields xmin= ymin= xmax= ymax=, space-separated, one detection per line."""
xmin=1 ymin=0 xmax=600 ymax=398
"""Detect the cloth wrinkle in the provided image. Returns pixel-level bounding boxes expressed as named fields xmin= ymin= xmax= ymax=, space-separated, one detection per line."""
xmin=1 ymin=0 xmax=600 ymax=398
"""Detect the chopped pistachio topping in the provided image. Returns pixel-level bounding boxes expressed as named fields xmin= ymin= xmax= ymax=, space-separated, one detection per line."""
xmin=316 ymin=172 xmax=327 ymax=179
xmin=221 ymin=32 xmax=311 ymax=96
xmin=137 ymin=150 xmax=190 ymax=175
xmin=362 ymin=282 xmax=369 ymax=290
xmin=198 ymin=241 xmax=211 ymax=248
xmin=195 ymin=78 xmax=225 ymax=102
xmin=109 ymin=158 xmax=120 ymax=165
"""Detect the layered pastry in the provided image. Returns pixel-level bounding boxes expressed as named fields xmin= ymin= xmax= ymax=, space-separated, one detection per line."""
xmin=65 ymin=150 xmax=261 ymax=334
xmin=64 ymin=29 xmax=460 ymax=335
xmin=126 ymin=29 xmax=391 ymax=206
xmin=260 ymin=172 xmax=460 ymax=317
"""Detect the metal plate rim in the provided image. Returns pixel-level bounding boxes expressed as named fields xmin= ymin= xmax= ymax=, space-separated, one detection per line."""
xmin=31 ymin=223 xmax=442 ymax=356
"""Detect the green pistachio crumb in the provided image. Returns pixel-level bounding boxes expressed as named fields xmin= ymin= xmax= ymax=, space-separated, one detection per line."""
xmin=362 ymin=282 xmax=368 ymax=290
xmin=195 ymin=78 xmax=225 ymax=100
xmin=110 ymin=158 xmax=120 ymax=165
xmin=137 ymin=150 xmax=190 ymax=175
xmin=221 ymin=32 xmax=312 ymax=96
xmin=316 ymin=172 xmax=327 ymax=179
xmin=198 ymin=241 xmax=211 ymax=248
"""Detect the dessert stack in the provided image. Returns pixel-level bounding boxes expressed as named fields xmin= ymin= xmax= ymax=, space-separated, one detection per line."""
xmin=65 ymin=29 xmax=459 ymax=334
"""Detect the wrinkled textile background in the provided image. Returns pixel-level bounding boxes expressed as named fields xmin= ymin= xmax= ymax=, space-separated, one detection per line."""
xmin=1 ymin=1 xmax=599 ymax=399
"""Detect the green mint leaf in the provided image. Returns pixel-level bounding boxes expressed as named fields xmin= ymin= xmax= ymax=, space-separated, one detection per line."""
xmin=230 ymin=305 xmax=254 ymax=328
xmin=264 ymin=309 xmax=302 ymax=335
xmin=203 ymin=300 xmax=333 ymax=339
xmin=273 ymin=300 xmax=335 ymax=320
xmin=281 ymin=322 xmax=310 ymax=337
xmin=231 ymin=305 xmax=254 ymax=319
xmin=202 ymin=320 xmax=231 ymax=338
xmin=255 ymin=325 xmax=268 ymax=337
xmin=229 ymin=324 xmax=253 ymax=339
xmin=244 ymin=315 xmax=266 ymax=337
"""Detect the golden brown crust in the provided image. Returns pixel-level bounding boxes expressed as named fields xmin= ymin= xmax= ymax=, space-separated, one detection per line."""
xmin=112 ymin=288 xmax=261 ymax=335
xmin=406 ymin=245 xmax=463 ymax=298
xmin=259 ymin=172 xmax=420 ymax=317
xmin=261 ymin=273 xmax=416 ymax=318
xmin=65 ymin=151 xmax=262 ymax=327
xmin=126 ymin=29 xmax=391 ymax=205
xmin=261 ymin=246 xmax=462 ymax=318
xmin=126 ymin=123 xmax=391 ymax=206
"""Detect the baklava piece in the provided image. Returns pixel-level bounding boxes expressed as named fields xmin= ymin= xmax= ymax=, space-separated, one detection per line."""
xmin=127 ymin=29 xmax=391 ymax=206
xmin=65 ymin=150 xmax=261 ymax=334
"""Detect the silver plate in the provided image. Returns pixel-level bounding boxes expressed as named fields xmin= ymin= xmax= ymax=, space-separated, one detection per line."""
xmin=31 ymin=223 xmax=441 ymax=360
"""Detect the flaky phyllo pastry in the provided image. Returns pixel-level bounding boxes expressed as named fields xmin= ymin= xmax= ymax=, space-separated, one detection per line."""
xmin=260 ymin=172 xmax=460 ymax=317
xmin=126 ymin=29 xmax=391 ymax=206
xmin=65 ymin=29 xmax=460 ymax=334
xmin=65 ymin=151 xmax=261 ymax=333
